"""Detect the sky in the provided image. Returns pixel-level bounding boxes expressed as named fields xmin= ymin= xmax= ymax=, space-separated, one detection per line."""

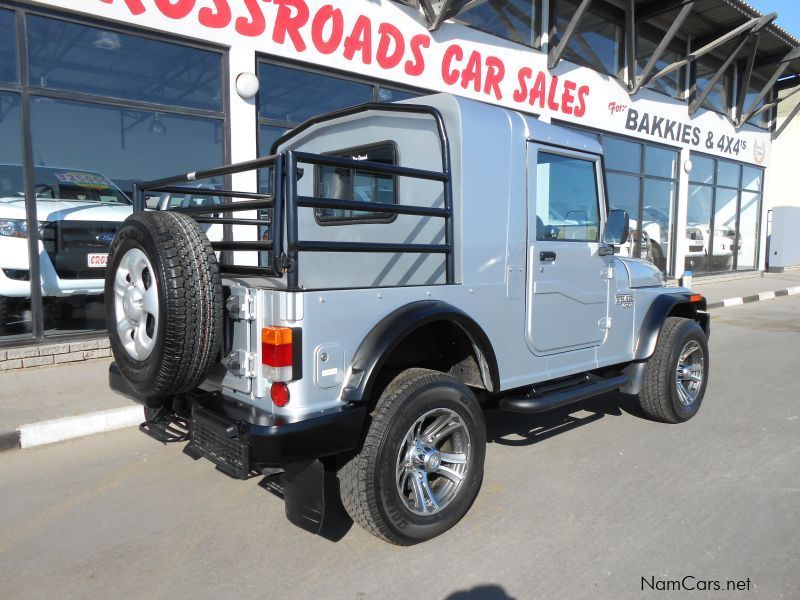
xmin=748 ymin=0 xmax=800 ymax=39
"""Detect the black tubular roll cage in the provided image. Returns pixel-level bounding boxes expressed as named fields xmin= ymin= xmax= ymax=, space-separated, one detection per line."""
xmin=132 ymin=103 xmax=455 ymax=291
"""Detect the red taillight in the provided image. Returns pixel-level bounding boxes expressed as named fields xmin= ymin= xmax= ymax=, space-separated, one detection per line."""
xmin=262 ymin=327 xmax=293 ymax=368
xmin=271 ymin=382 xmax=290 ymax=407
xmin=261 ymin=326 xmax=302 ymax=383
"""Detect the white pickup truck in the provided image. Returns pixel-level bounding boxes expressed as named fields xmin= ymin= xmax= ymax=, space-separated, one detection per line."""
xmin=0 ymin=166 xmax=132 ymax=330
xmin=0 ymin=166 xmax=225 ymax=332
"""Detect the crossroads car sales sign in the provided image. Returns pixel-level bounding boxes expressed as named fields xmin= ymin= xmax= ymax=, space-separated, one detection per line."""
xmin=36 ymin=0 xmax=770 ymax=165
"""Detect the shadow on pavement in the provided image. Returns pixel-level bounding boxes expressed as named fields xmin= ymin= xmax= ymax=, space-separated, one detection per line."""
xmin=484 ymin=392 xmax=645 ymax=447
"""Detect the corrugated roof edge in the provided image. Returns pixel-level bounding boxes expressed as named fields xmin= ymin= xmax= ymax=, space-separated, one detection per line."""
xmin=723 ymin=0 xmax=800 ymax=47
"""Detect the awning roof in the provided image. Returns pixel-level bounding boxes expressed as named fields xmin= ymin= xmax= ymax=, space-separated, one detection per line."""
xmin=639 ymin=0 xmax=800 ymax=82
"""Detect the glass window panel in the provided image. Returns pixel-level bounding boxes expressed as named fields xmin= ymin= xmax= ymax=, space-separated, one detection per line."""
xmin=737 ymin=192 xmax=760 ymax=270
xmin=0 ymin=92 xmax=31 ymax=340
xmin=695 ymin=60 xmax=730 ymax=114
xmin=744 ymin=83 xmax=769 ymax=128
xmin=606 ymin=172 xmax=639 ymax=218
xmin=536 ymin=153 xmax=600 ymax=242
xmin=557 ymin=4 xmax=621 ymax=76
xmin=644 ymin=146 xmax=678 ymax=179
xmin=30 ymin=97 xmax=223 ymax=336
xmin=258 ymin=63 xmax=373 ymax=124
xmin=642 ymin=179 xmax=676 ymax=272
xmin=377 ymin=87 xmax=419 ymax=103
xmin=710 ymin=187 xmax=737 ymax=271
xmin=741 ymin=166 xmax=762 ymax=192
xmin=638 ymin=33 xmax=683 ymax=99
xmin=686 ymin=185 xmax=713 ymax=274
xmin=716 ymin=160 xmax=740 ymax=188
xmin=27 ymin=15 xmax=222 ymax=111
xmin=689 ymin=155 xmax=714 ymax=184
xmin=603 ymin=137 xmax=640 ymax=173
xmin=0 ymin=9 xmax=17 ymax=83
xmin=456 ymin=0 xmax=535 ymax=47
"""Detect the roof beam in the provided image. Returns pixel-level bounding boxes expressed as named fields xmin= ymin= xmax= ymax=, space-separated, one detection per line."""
xmin=632 ymin=1 xmax=694 ymax=94
xmin=625 ymin=0 xmax=636 ymax=91
xmin=419 ymin=0 xmax=472 ymax=31
xmin=772 ymin=92 xmax=800 ymax=140
xmin=689 ymin=32 xmax=751 ymax=116
xmin=735 ymin=33 xmax=760 ymax=123
xmin=548 ymin=0 xmax=594 ymax=71
xmin=738 ymin=53 xmax=800 ymax=126
xmin=642 ymin=13 xmax=776 ymax=98
xmin=635 ymin=0 xmax=694 ymax=23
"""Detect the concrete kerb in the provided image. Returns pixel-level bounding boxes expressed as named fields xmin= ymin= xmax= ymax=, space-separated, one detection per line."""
xmin=706 ymin=285 xmax=800 ymax=309
xmin=2 ymin=284 xmax=799 ymax=454
xmin=1 ymin=406 xmax=144 ymax=453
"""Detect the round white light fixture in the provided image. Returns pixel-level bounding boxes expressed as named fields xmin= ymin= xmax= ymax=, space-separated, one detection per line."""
xmin=683 ymin=159 xmax=693 ymax=173
xmin=235 ymin=72 xmax=260 ymax=100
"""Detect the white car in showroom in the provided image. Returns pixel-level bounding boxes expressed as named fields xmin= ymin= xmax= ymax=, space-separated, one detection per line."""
xmin=0 ymin=166 xmax=227 ymax=331
xmin=0 ymin=166 xmax=133 ymax=330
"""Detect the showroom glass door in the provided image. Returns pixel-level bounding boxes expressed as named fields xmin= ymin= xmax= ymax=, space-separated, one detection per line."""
xmin=688 ymin=155 xmax=763 ymax=274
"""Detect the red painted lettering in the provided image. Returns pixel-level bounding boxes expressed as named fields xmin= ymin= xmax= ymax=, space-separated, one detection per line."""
xmin=529 ymin=71 xmax=547 ymax=108
xmin=484 ymin=56 xmax=504 ymax=100
xmin=561 ymin=80 xmax=576 ymax=115
xmin=198 ymin=0 xmax=231 ymax=28
xmin=461 ymin=51 xmax=482 ymax=92
xmin=343 ymin=15 xmax=372 ymax=64
xmin=405 ymin=34 xmax=429 ymax=76
xmin=575 ymin=86 xmax=590 ymax=117
xmin=311 ymin=5 xmax=344 ymax=55
xmin=513 ymin=67 xmax=532 ymax=103
xmin=547 ymin=74 xmax=560 ymax=111
xmin=442 ymin=45 xmax=463 ymax=86
xmin=236 ymin=0 xmax=267 ymax=37
xmin=273 ymin=0 xmax=309 ymax=52
xmin=376 ymin=23 xmax=404 ymax=70
xmin=154 ymin=0 xmax=196 ymax=20
xmin=100 ymin=0 xmax=146 ymax=16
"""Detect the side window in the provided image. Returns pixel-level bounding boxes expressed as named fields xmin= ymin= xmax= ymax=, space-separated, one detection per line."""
xmin=536 ymin=152 xmax=600 ymax=242
xmin=314 ymin=143 xmax=397 ymax=225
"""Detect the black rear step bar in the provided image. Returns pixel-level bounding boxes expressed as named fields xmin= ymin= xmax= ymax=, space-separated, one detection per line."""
xmin=132 ymin=102 xmax=455 ymax=291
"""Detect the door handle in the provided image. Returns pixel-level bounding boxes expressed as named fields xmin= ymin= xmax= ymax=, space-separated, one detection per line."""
xmin=539 ymin=251 xmax=557 ymax=262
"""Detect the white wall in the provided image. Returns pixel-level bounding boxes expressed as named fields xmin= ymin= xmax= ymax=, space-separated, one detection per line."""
xmin=768 ymin=88 xmax=800 ymax=210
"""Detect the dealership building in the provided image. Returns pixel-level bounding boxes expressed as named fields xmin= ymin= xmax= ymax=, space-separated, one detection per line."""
xmin=0 ymin=0 xmax=799 ymax=348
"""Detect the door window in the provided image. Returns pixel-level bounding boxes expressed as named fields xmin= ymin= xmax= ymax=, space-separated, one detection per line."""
xmin=535 ymin=152 xmax=600 ymax=242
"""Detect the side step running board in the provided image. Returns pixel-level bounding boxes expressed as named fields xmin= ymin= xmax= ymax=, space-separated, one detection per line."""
xmin=499 ymin=373 xmax=630 ymax=414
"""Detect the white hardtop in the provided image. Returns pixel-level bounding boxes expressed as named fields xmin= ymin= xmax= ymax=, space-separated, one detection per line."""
xmin=275 ymin=93 xmax=603 ymax=158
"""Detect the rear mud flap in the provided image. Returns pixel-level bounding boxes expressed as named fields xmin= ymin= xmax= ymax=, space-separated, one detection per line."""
xmin=282 ymin=459 xmax=326 ymax=534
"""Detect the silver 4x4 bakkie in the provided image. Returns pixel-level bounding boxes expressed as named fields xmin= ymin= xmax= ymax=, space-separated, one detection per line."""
xmin=107 ymin=94 xmax=710 ymax=545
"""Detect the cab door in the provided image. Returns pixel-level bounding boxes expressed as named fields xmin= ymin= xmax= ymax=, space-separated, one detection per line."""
xmin=526 ymin=145 xmax=611 ymax=357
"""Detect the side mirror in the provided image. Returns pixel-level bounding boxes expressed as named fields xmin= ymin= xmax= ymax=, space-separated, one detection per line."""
xmin=603 ymin=209 xmax=630 ymax=245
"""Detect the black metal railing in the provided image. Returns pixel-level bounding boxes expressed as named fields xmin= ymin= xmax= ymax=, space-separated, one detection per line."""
xmin=133 ymin=103 xmax=454 ymax=290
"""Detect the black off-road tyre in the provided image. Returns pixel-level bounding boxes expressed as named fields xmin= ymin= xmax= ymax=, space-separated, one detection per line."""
xmin=639 ymin=317 xmax=709 ymax=423
xmin=339 ymin=368 xmax=486 ymax=545
xmin=0 ymin=295 xmax=10 ymax=333
xmin=105 ymin=211 xmax=223 ymax=397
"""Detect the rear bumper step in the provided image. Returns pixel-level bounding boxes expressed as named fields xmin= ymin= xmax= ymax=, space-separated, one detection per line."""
xmin=499 ymin=373 xmax=630 ymax=413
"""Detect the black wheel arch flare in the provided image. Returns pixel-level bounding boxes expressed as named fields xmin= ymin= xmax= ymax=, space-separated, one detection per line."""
xmin=340 ymin=301 xmax=500 ymax=403
xmin=636 ymin=292 xmax=710 ymax=361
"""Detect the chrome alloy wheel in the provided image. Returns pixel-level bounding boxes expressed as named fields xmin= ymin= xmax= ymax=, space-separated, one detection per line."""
xmin=113 ymin=248 xmax=159 ymax=361
xmin=396 ymin=408 xmax=471 ymax=516
xmin=676 ymin=340 xmax=704 ymax=406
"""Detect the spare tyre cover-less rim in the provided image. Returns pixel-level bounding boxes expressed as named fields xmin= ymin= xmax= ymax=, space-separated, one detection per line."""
xmin=113 ymin=247 xmax=159 ymax=361
xmin=105 ymin=211 xmax=223 ymax=398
